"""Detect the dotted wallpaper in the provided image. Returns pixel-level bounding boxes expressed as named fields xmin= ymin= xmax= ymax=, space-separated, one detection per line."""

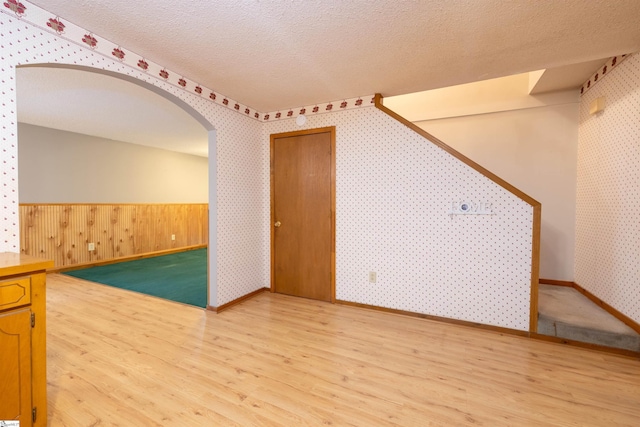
xmin=0 ymin=4 xmax=266 ymax=307
xmin=576 ymin=52 xmax=640 ymax=323
xmin=2 ymin=2 xmax=536 ymax=327
xmin=264 ymin=107 xmax=534 ymax=331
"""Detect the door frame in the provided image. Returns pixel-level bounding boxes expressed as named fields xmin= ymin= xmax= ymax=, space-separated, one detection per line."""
xmin=270 ymin=126 xmax=336 ymax=303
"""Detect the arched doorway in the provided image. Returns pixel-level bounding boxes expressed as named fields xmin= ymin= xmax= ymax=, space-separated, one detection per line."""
xmin=16 ymin=64 xmax=218 ymax=308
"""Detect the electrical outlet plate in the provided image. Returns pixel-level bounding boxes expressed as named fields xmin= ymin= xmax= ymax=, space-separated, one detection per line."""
xmin=171 ymin=234 xmax=176 ymax=241
xmin=88 ymin=242 xmax=95 ymax=251
xmin=369 ymin=271 xmax=377 ymax=283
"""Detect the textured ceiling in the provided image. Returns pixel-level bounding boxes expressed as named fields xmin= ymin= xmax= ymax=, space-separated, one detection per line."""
xmin=27 ymin=0 xmax=640 ymax=113
xmin=13 ymin=1 xmax=640 ymax=157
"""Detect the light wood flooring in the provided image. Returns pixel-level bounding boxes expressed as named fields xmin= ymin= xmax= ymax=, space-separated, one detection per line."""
xmin=46 ymin=274 xmax=640 ymax=426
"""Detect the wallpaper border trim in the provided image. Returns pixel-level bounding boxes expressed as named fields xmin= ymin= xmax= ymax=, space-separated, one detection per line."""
xmin=580 ymin=54 xmax=630 ymax=96
xmin=0 ymin=3 xmax=260 ymax=121
xmin=1 ymin=2 xmax=377 ymax=122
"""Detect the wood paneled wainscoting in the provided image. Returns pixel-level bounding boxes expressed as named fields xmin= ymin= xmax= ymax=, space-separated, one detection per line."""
xmin=19 ymin=204 xmax=208 ymax=269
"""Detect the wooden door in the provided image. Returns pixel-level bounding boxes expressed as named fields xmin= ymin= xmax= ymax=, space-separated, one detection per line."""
xmin=271 ymin=127 xmax=335 ymax=302
xmin=0 ymin=308 xmax=32 ymax=424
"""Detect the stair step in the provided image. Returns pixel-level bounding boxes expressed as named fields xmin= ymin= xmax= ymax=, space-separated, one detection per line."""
xmin=538 ymin=284 xmax=640 ymax=352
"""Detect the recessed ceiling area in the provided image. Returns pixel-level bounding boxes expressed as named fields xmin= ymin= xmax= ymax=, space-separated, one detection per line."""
xmin=28 ymin=0 xmax=640 ymax=112
xmin=528 ymin=58 xmax=609 ymax=94
xmin=16 ymin=67 xmax=209 ymax=157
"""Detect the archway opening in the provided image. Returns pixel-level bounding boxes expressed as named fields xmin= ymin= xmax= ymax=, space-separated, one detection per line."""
xmin=16 ymin=64 xmax=217 ymax=308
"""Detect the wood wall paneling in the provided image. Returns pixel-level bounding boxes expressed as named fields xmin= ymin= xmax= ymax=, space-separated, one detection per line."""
xmin=19 ymin=204 xmax=208 ymax=268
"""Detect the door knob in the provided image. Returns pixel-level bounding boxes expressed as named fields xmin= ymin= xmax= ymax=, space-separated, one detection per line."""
xmin=274 ymin=221 xmax=282 ymax=228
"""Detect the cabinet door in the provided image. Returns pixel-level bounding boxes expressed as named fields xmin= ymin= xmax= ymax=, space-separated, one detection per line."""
xmin=0 ymin=308 xmax=32 ymax=424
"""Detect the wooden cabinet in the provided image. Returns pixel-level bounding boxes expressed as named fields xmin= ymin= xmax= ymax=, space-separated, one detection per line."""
xmin=0 ymin=308 xmax=32 ymax=422
xmin=0 ymin=253 xmax=53 ymax=427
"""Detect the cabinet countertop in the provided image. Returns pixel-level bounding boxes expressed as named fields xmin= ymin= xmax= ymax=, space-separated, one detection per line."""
xmin=0 ymin=252 xmax=54 ymax=277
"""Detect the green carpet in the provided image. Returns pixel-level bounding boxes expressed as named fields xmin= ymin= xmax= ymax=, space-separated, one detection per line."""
xmin=64 ymin=249 xmax=207 ymax=308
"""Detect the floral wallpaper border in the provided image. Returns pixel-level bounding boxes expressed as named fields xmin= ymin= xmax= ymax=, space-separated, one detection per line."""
xmin=580 ymin=54 xmax=630 ymax=96
xmin=261 ymin=95 xmax=377 ymax=122
xmin=1 ymin=0 xmax=374 ymax=122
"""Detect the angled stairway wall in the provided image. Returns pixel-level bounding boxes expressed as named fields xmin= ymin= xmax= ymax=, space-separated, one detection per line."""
xmin=262 ymin=96 xmax=540 ymax=332
xmin=384 ymin=74 xmax=579 ymax=282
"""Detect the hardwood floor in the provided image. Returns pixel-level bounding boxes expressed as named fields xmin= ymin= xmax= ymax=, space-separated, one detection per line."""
xmin=46 ymin=274 xmax=639 ymax=426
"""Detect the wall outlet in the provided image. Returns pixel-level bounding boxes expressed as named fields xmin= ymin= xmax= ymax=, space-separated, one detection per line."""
xmin=88 ymin=242 xmax=95 ymax=251
xmin=171 ymin=234 xmax=176 ymax=241
xmin=369 ymin=271 xmax=377 ymax=283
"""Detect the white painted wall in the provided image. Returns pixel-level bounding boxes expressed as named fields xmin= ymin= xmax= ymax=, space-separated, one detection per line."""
xmin=386 ymin=76 xmax=580 ymax=281
xmin=385 ymin=73 xmax=578 ymax=121
xmin=416 ymin=105 xmax=578 ymax=281
xmin=18 ymin=123 xmax=208 ymax=203
xmin=576 ymin=52 xmax=640 ymax=324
